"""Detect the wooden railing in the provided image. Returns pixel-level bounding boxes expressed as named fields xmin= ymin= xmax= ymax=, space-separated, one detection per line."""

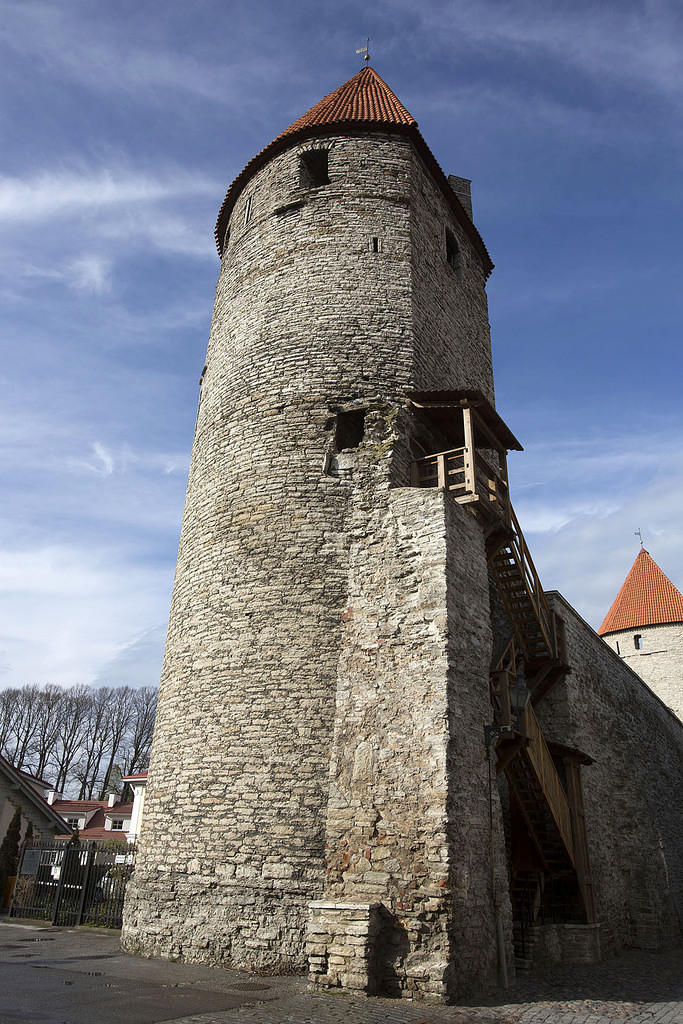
xmin=522 ymin=704 xmax=574 ymax=863
xmin=490 ymin=637 xmax=517 ymax=729
xmin=411 ymin=446 xmax=510 ymax=521
xmin=504 ymin=505 xmax=556 ymax=661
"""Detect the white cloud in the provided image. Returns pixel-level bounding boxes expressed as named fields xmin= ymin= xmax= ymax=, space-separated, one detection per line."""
xmin=392 ymin=0 xmax=683 ymax=103
xmin=509 ymin=425 xmax=683 ymax=628
xmin=0 ymin=167 xmax=218 ymax=224
xmin=68 ymin=442 xmax=189 ymax=480
xmin=0 ymin=543 xmax=172 ymax=686
xmin=67 ymin=254 xmax=112 ymax=294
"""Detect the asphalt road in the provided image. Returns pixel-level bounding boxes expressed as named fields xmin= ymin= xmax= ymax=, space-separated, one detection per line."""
xmin=1 ymin=919 xmax=681 ymax=1024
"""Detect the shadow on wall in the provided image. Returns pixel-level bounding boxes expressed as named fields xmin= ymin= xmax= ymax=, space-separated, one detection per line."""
xmin=368 ymin=904 xmax=410 ymax=997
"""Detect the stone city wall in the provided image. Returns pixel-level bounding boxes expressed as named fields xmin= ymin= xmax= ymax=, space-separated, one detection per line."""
xmin=540 ymin=594 xmax=683 ymax=952
xmin=312 ymin=486 xmax=511 ymax=1001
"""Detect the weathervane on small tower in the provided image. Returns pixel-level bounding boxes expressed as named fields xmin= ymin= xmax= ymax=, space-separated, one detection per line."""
xmin=356 ymin=37 xmax=370 ymax=64
xmin=635 ymin=528 xmax=644 ymax=549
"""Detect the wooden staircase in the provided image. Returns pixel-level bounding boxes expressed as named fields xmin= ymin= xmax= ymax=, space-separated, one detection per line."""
xmin=487 ymin=505 xmax=569 ymax=701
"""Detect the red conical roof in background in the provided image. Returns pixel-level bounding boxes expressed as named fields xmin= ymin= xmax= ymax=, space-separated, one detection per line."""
xmin=598 ymin=548 xmax=683 ymax=634
xmin=214 ymin=67 xmax=493 ymax=275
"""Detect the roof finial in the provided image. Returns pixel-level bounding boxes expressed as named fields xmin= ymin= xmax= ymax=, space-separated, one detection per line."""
xmin=356 ymin=37 xmax=370 ymax=64
xmin=635 ymin=527 xmax=644 ymax=550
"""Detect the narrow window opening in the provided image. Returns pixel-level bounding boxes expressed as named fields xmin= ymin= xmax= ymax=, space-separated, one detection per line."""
xmin=335 ymin=409 xmax=365 ymax=450
xmin=300 ymin=149 xmax=330 ymax=188
xmin=615 ymin=640 xmax=620 ymax=655
xmin=372 ymin=237 xmax=380 ymax=253
xmin=244 ymin=196 xmax=253 ymax=225
xmin=224 ymin=227 xmax=231 ymax=249
xmin=445 ymin=228 xmax=460 ymax=274
xmin=634 ymin=634 xmax=643 ymax=650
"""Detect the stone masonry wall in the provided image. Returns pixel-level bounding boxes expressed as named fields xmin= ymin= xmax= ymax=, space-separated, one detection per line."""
xmin=602 ymin=623 xmax=683 ymax=721
xmin=409 ymin=150 xmax=495 ymax=402
xmin=123 ymin=125 xmax=498 ymax=976
xmin=313 ymin=484 xmax=512 ymax=1001
xmin=539 ymin=594 xmax=683 ymax=952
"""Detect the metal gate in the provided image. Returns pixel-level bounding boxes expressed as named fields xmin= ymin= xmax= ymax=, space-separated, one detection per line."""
xmin=9 ymin=841 xmax=135 ymax=928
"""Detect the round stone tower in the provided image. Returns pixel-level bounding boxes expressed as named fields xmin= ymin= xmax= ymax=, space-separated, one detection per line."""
xmin=599 ymin=546 xmax=683 ymax=720
xmin=123 ymin=67 xmax=510 ymax=999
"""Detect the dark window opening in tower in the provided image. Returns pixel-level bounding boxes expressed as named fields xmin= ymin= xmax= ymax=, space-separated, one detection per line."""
xmin=300 ymin=149 xmax=330 ymax=188
xmin=244 ymin=196 xmax=253 ymax=224
xmin=634 ymin=634 xmax=643 ymax=650
xmin=372 ymin=236 xmax=380 ymax=253
xmin=445 ymin=229 xmax=460 ymax=274
xmin=224 ymin=227 xmax=230 ymax=249
xmin=335 ymin=410 xmax=365 ymax=450
xmin=616 ymin=640 xmax=621 ymax=655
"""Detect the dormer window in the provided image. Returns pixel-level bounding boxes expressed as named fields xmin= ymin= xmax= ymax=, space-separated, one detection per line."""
xmin=300 ymin=149 xmax=329 ymax=188
xmin=109 ymin=818 xmax=125 ymax=831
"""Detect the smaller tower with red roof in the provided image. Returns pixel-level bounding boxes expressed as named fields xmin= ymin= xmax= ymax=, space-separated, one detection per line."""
xmin=598 ymin=547 xmax=683 ymax=719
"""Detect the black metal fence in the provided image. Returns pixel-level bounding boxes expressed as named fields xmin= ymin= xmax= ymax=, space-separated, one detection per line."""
xmin=9 ymin=841 xmax=135 ymax=928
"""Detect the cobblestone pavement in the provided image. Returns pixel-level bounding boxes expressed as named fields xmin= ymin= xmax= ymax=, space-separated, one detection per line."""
xmin=1 ymin=921 xmax=681 ymax=1024
xmin=163 ymin=948 xmax=683 ymax=1024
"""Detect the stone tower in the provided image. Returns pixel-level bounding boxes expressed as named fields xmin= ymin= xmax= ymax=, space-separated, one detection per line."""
xmin=122 ymin=66 xmax=518 ymax=999
xmin=599 ymin=547 xmax=683 ymax=720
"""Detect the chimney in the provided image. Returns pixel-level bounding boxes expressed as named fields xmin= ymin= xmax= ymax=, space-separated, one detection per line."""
xmin=46 ymin=790 xmax=59 ymax=805
xmin=107 ymin=793 xmax=118 ymax=808
xmin=448 ymin=174 xmax=473 ymax=220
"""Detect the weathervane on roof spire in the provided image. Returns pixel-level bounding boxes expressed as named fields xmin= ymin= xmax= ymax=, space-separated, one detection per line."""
xmin=635 ymin=528 xmax=644 ymax=549
xmin=356 ymin=37 xmax=370 ymax=64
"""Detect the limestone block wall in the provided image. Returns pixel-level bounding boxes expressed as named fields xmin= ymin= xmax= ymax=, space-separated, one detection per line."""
xmin=123 ymin=125 xmax=500 ymax=980
xmin=409 ymin=150 xmax=495 ymax=401
xmin=540 ymin=594 xmax=683 ymax=951
xmin=602 ymin=623 xmax=683 ymax=721
xmin=314 ymin=485 xmax=511 ymax=1000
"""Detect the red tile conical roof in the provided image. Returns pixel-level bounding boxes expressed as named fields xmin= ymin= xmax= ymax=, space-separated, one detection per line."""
xmin=280 ymin=66 xmax=417 ymax=134
xmin=598 ymin=548 xmax=683 ymax=635
xmin=214 ymin=67 xmax=492 ymax=276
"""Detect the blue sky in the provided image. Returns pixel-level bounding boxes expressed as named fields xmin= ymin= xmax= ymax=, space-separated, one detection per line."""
xmin=1 ymin=0 xmax=682 ymax=687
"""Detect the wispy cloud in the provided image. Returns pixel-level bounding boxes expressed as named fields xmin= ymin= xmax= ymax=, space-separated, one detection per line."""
xmin=0 ymin=543 xmax=171 ymax=686
xmin=0 ymin=167 xmax=218 ymax=223
xmin=393 ymin=0 xmax=683 ymax=103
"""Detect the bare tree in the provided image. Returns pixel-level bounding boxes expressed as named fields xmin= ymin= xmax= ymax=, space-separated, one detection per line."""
xmin=0 ymin=682 xmax=158 ymax=799
xmin=52 ymin=686 xmax=91 ymax=794
xmin=122 ymin=686 xmax=157 ymax=776
xmin=30 ymin=685 xmax=65 ymax=781
xmin=1 ymin=685 xmax=43 ymax=771
xmin=97 ymin=686 xmax=134 ymax=799
xmin=74 ymin=687 xmax=112 ymax=799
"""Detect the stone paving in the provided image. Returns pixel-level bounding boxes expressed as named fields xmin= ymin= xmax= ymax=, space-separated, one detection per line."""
xmin=164 ymin=947 xmax=683 ymax=1024
xmin=0 ymin=921 xmax=681 ymax=1024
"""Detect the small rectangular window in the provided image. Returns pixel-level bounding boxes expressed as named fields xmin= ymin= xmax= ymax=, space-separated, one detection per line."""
xmin=66 ymin=817 xmax=80 ymax=828
xmin=446 ymin=229 xmax=460 ymax=274
xmin=371 ymin=236 xmax=380 ymax=253
xmin=244 ymin=196 xmax=253 ymax=225
xmin=335 ymin=409 xmax=365 ymax=450
xmin=110 ymin=819 xmax=124 ymax=831
xmin=615 ymin=640 xmax=620 ymax=655
xmin=634 ymin=634 xmax=643 ymax=650
xmin=300 ymin=149 xmax=329 ymax=188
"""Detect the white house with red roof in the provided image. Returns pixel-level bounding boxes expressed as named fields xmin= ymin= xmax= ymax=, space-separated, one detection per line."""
xmin=599 ymin=547 xmax=683 ymax=720
xmin=45 ymin=770 xmax=148 ymax=844
xmin=47 ymin=792 xmax=134 ymax=841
